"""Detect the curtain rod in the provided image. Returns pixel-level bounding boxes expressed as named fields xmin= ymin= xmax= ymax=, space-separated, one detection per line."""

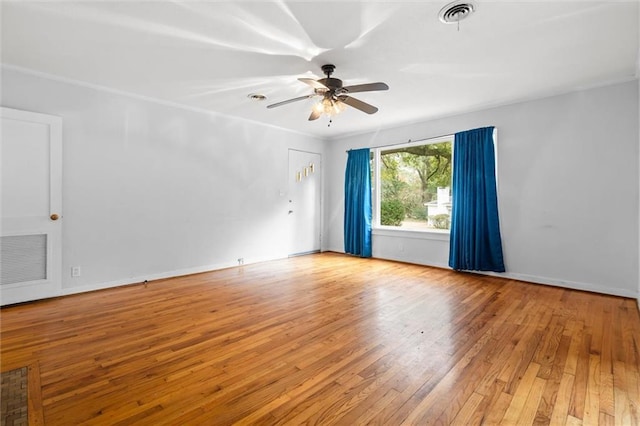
xmin=346 ymin=132 xmax=454 ymax=153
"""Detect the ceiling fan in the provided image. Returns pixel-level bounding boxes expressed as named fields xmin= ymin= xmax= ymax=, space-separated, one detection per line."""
xmin=267 ymin=64 xmax=389 ymax=122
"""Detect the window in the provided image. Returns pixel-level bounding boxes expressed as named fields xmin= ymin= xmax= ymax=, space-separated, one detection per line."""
xmin=372 ymin=136 xmax=453 ymax=232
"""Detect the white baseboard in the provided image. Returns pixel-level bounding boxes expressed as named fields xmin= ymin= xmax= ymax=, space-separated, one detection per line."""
xmin=335 ymin=250 xmax=639 ymax=299
xmin=58 ymin=252 xmax=639 ymax=302
xmin=490 ymin=271 xmax=638 ymax=299
xmin=59 ymin=255 xmax=285 ymax=297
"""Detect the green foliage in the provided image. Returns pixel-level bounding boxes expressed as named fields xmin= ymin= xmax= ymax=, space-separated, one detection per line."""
xmin=409 ymin=205 xmax=428 ymax=221
xmin=429 ymin=214 xmax=450 ymax=229
xmin=381 ymin=199 xmax=405 ymax=226
xmin=380 ymin=154 xmax=405 ymax=200
xmin=379 ymin=141 xmax=452 ymax=225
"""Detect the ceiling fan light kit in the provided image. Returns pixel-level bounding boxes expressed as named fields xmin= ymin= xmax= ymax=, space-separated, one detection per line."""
xmin=267 ymin=64 xmax=389 ymax=126
xmin=314 ymin=97 xmax=346 ymax=116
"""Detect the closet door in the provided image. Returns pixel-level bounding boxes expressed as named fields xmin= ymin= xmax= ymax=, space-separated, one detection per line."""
xmin=1 ymin=107 xmax=62 ymax=305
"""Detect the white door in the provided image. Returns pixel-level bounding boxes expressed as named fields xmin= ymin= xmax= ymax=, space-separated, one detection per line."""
xmin=288 ymin=149 xmax=321 ymax=256
xmin=1 ymin=107 xmax=63 ymax=305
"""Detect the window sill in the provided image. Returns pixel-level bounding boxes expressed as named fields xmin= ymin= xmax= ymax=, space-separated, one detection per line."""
xmin=372 ymin=227 xmax=450 ymax=241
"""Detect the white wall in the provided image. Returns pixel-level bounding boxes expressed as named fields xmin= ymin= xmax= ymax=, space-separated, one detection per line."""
xmin=3 ymin=67 xmax=638 ymax=300
xmin=326 ymin=80 xmax=640 ymax=298
xmin=1 ymin=68 xmax=325 ymax=294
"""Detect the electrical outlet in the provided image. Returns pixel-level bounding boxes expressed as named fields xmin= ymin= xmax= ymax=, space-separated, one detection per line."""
xmin=71 ymin=266 xmax=81 ymax=277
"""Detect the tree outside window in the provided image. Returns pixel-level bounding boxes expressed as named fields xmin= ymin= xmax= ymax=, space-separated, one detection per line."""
xmin=376 ymin=139 xmax=453 ymax=231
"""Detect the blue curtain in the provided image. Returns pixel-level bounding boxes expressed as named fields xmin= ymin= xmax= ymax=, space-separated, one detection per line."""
xmin=449 ymin=127 xmax=505 ymax=272
xmin=344 ymin=148 xmax=372 ymax=258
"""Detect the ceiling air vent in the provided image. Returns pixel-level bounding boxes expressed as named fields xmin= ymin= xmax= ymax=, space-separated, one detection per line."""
xmin=247 ymin=93 xmax=267 ymax=101
xmin=439 ymin=1 xmax=476 ymax=24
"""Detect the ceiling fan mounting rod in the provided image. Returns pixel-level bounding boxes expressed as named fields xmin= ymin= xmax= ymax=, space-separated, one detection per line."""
xmin=321 ymin=64 xmax=336 ymax=78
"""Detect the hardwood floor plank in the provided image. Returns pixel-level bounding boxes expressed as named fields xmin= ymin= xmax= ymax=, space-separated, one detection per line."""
xmin=474 ymin=324 xmax=520 ymax=396
xmin=481 ymin=390 xmax=513 ymax=425
xmin=549 ymin=372 xmax=576 ymax=425
xmin=450 ymin=391 xmax=484 ymax=426
xmin=533 ymin=314 xmax=566 ymax=380
xmin=499 ymin=362 xmax=541 ymax=425
xmin=498 ymin=326 xmax=544 ymax=395
xmin=598 ymin=412 xmax=615 ymax=426
xmin=566 ymin=414 xmax=584 ymax=425
xmin=516 ymin=376 xmax=546 ymax=425
xmin=564 ymin=319 xmax=586 ymax=376
xmin=399 ymin=326 xmax=501 ymax=424
xmin=599 ymin=300 xmax=616 ymax=418
xmin=1 ymin=253 xmax=638 ymax=425
xmin=366 ymin=359 xmax=438 ymax=424
xmin=583 ymin=353 xmax=601 ymax=425
xmin=351 ymin=387 xmax=400 ymax=425
xmin=613 ymin=360 xmax=633 ymax=425
xmin=533 ymin=333 xmax=572 ymax=425
xmin=569 ymin=331 xmax=592 ymax=419
xmin=27 ymin=362 xmax=44 ymax=426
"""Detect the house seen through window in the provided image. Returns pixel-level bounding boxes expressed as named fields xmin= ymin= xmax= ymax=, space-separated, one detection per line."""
xmin=372 ymin=136 xmax=453 ymax=231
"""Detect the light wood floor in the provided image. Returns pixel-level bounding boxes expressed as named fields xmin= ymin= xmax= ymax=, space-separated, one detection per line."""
xmin=1 ymin=253 xmax=639 ymax=425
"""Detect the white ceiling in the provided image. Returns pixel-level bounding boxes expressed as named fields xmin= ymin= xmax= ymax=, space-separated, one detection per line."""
xmin=1 ymin=1 xmax=638 ymax=139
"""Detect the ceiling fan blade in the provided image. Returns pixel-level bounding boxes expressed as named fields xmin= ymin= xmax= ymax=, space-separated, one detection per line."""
xmin=338 ymin=95 xmax=378 ymax=114
xmin=299 ymin=78 xmax=328 ymax=90
xmin=342 ymin=82 xmax=389 ymax=94
xmin=266 ymin=95 xmax=313 ymax=109
xmin=308 ymin=108 xmax=322 ymax=121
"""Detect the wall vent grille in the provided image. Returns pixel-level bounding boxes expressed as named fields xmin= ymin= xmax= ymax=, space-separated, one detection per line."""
xmin=1 ymin=235 xmax=47 ymax=285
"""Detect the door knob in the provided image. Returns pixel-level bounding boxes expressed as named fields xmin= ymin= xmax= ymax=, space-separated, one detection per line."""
xmin=50 ymin=213 xmax=60 ymax=221
xmin=288 ymin=210 xmax=293 ymax=214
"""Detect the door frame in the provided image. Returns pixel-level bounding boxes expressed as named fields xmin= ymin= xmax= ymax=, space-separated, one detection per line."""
xmin=1 ymin=107 xmax=63 ymax=305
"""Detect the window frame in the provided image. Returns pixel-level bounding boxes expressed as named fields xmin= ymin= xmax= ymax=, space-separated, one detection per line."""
xmin=371 ymin=134 xmax=455 ymax=235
